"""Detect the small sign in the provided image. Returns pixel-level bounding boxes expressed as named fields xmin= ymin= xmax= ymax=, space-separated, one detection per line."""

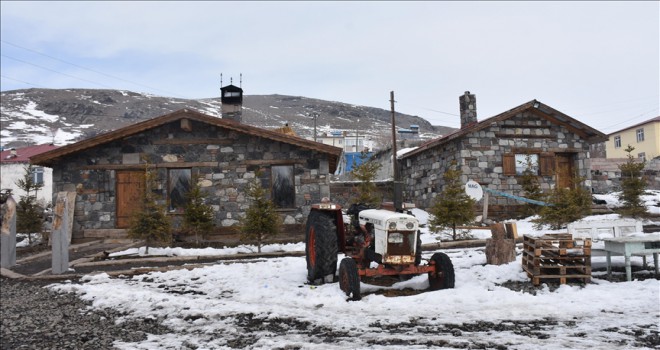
xmin=465 ymin=180 xmax=483 ymax=201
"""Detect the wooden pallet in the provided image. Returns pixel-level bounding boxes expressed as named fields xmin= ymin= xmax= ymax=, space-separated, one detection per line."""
xmin=522 ymin=234 xmax=592 ymax=286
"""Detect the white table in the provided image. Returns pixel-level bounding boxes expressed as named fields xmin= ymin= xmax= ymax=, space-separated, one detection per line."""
xmin=603 ymin=235 xmax=660 ymax=281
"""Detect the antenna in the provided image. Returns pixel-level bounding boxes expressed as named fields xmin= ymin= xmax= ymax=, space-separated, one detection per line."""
xmin=230 ymin=77 xmax=233 ymax=85
xmin=240 ymin=73 xmax=242 ymax=88
xmin=220 ymin=73 xmax=223 ymax=87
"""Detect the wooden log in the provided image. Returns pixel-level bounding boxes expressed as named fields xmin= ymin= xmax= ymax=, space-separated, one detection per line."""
xmin=1 ymin=195 xmax=17 ymax=269
xmin=485 ymin=238 xmax=516 ymax=265
xmin=490 ymin=223 xmax=507 ymax=240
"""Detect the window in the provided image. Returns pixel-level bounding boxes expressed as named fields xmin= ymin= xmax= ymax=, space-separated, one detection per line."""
xmin=503 ymin=153 xmax=554 ymax=176
xmin=636 ymin=128 xmax=645 ymax=142
xmin=271 ymin=165 xmax=295 ymax=208
xmin=224 ymin=91 xmax=240 ymax=97
xmin=515 ymin=154 xmax=539 ymax=175
xmin=614 ymin=135 xmax=621 ymax=148
xmin=168 ymin=169 xmax=191 ymax=212
xmin=638 ymin=152 xmax=646 ymax=161
xmin=31 ymin=167 xmax=44 ymax=185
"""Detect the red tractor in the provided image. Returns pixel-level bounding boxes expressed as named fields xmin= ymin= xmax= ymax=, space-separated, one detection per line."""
xmin=305 ymin=200 xmax=455 ymax=300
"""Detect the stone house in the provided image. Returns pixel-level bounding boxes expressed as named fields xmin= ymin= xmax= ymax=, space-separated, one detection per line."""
xmin=30 ymin=108 xmax=342 ymax=240
xmin=399 ymin=92 xmax=608 ymax=219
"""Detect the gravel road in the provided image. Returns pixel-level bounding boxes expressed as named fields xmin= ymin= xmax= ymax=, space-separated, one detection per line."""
xmin=0 ymin=278 xmax=172 ymax=350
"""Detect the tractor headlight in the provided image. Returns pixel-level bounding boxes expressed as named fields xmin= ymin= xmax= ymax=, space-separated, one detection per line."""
xmin=406 ymin=222 xmax=415 ymax=229
xmin=389 ymin=222 xmax=397 ymax=230
xmin=388 ymin=232 xmax=404 ymax=244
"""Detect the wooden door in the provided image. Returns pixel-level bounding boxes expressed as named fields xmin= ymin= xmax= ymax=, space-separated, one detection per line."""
xmin=555 ymin=154 xmax=574 ymax=189
xmin=116 ymin=171 xmax=144 ymax=228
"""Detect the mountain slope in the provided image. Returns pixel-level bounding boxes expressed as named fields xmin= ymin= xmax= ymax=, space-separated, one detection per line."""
xmin=1 ymin=88 xmax=454 ymax=148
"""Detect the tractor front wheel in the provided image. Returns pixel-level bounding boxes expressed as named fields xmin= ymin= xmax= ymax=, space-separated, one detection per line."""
xmin=428 ymin=252 xmax=455 ymax=290
xmin=339 ymin=257 xmax=361 ymax=300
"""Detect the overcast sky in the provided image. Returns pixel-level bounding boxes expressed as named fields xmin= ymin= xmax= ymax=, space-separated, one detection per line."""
xmin=1 ymin=1 xmax=658 ymax=133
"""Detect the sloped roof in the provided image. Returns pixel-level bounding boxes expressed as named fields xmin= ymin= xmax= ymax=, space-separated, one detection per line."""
xmin=0 ymin=144 xmax=59 ymax=164
xmin=607 ymin=116 xmax=660 ymax=136
xmin=30 ymin=109 xmax=342 ymax=172
xmin=401 ymin=100 xmax=608 ymax=159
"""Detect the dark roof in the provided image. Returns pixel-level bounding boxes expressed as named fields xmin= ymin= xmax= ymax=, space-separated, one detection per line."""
xmin=0 ymin=144 xmax=59 ymax=164
xmin=220 ymin=84 xmax=243 ymax=92
xmin=30 ymin=109 xmax=343 ymax=172
xmin=607 ymin=116 xmax=660 ymax=136
xmin=401 ymin=100 xmax=608 ymax=159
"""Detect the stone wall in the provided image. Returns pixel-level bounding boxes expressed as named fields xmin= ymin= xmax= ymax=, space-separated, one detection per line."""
xmin=590 ymin=157 xmax=660 ymax=193
xmin=400 ymin=111 xmax=593 ymax=220
xmin=51 ymin=119 xmax=332 ymax=239
xmin=328 ymin=180 xmax=394 ymax=208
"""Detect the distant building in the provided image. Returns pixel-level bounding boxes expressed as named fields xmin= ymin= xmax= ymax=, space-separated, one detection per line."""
xmin=398 ymin=124 xmax=420 ymax=140
xmin=605 ymin=116 xmax=659 ymax=160
xmin=0 ymin=144 xmax=58 ymax=205
xmin=316 ymin=131 xmax=375 ymax=152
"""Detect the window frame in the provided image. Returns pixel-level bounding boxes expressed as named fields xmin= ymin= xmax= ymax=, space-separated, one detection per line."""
xmin=636 ymin=128 xmax=645 ymax=142
xmin=271 ymin=165 xmax=295 ymax=209
xmin=514 ymin=154 xmax=539 ymax=176
xmin=31 ymin=166 xmax=44 ymax=185
xmin=613 ymin=135 xmax=621 ymax=148
xmin=167 ymin=168 xmax=192 ymax=213
xmin=638 ymin=152 xmax=646 ymax=162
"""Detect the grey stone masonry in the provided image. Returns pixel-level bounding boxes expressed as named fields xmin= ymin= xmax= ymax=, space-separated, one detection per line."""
xmin=400 ymin=111 xmax=594 ymax=217
xmin=460 ymin=91 xmax=477 ymax=128
xmin=49 ymin=119 xmax=332 ymax=238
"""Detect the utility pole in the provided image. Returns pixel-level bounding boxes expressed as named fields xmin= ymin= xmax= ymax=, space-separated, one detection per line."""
xmin=313 ymin=113 xmax=318 ymax=142
xmin=390 ymin=91 xmax=402 ymax=212
xmin=356 ymin=119 xmax=359 ymax=152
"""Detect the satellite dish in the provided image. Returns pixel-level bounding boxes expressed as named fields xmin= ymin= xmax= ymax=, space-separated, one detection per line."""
xmin=465 ymin=180 xmax=483 ymax=201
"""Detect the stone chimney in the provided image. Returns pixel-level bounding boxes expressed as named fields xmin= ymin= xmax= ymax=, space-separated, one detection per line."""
xmin=459 ymin=91 xmax=477 ymax=129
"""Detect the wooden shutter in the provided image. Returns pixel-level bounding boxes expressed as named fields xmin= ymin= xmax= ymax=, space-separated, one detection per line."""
xmin=502 ymin=154 xmax=515 ymax=176
xmin=539 ymin=153 xmax=555 ymax=176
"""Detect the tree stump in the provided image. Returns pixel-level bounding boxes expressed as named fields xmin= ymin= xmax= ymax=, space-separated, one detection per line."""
xmin=485 ymin=223 xmax=516 ymax=265
xmin=1 ymin=195 xmax=17 ymax=269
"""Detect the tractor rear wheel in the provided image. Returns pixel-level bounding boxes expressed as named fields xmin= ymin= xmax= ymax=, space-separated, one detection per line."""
xmin=305 ymin=210 xmax=338 ymax=284
xmin=339 ymin=257 xmax=361 ymax=300
xmin=428 ymin=252 xmax=455 ymax=290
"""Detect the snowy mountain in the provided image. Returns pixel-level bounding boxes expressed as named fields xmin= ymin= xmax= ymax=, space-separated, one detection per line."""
xmin=0 ymin=88 xmax=456 ymax=149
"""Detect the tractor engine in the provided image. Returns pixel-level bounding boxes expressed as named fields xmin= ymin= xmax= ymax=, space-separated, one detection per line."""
xmin=358 ymin=209 xmax=419 ymax=265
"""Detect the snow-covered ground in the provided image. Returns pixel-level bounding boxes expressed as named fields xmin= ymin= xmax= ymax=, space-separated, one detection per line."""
xmin=49 ymin=192 xmax=660 ymax=349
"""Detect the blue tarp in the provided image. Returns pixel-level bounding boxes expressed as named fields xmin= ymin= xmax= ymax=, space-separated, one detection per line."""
xmin=343 ymin=152 xmax=373 ymax=173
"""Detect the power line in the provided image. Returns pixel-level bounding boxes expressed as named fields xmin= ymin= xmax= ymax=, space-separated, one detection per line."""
xmin=1 ymin=40 xmax=188 ymax=98
xmin=599 ymin=106 xmax=659 ymax=133
xmin=0 ymin=74 xmax=46 ymax=89
xmin=2 ymin=54 xmax=117 ymax=89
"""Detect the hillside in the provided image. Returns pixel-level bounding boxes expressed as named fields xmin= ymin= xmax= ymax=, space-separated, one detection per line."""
xmin=0 ymin=88 xmax=456 ymax=149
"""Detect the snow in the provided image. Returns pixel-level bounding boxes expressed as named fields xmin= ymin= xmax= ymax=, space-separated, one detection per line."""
xmin=45 ymin=192 xmax=660 ymax=349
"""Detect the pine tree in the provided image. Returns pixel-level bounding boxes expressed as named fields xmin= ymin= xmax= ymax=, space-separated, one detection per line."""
xmin=15 ymin=165 xmax=45 ymax=245
xmin=182 ymin=177 xmax=215 ymax=246
xmin=617 ymin=145 xmax=648 ymax=218
xmin=350 ymin=151 xmax=382 ymax=207
xmin=429 ymin=161 xmax=476 ymax=240
xmin=533 ymin=175 xmax=592 ymax=230
xmin=128 ymin=163 xmax=172 ymax=254
xmin=518 ymin=155 xmax=544 ymax=218
xmin=239 ymin=171 xmax=281 ymax=253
